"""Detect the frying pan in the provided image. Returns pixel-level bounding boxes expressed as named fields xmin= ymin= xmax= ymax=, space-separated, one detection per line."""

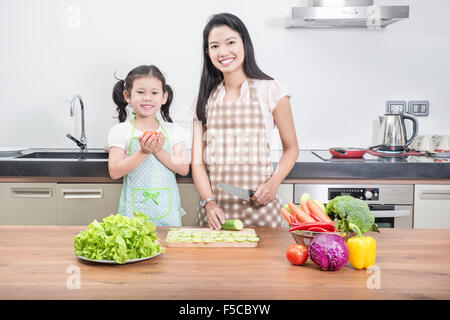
xmin=329 ymin=147 xmax=367 ymax=158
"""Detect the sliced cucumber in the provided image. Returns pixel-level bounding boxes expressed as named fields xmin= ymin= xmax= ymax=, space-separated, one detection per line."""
xmin=221 ymin=219 xmax=244 ymax=231
xmin=246 ymin=236 xmax=260 ymax=242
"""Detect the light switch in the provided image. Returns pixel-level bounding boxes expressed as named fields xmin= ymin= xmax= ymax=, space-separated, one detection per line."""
xmin=386 ymin=101 xmax=408 ymax=113
xmin=408 ymin=100 xmax=429 ymax=116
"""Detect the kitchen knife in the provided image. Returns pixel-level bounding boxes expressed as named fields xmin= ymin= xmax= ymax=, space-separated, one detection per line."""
xmin=217 ymin=183 xmax=255 ymax=201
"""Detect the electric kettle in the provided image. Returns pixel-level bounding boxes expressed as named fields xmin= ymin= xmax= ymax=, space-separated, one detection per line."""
xmin=372 ymin=112 xmax=419 ymax=152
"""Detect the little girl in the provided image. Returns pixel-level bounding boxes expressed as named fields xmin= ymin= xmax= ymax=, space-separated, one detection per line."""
xmin=108 ymin=65 xmax=189 ymax=226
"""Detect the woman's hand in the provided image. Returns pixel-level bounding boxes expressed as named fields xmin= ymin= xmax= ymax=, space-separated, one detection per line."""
xmin=205 ymin=201 xmax=226 ymax=230
xmin=251 ymin=180 xmax=279 ymax=206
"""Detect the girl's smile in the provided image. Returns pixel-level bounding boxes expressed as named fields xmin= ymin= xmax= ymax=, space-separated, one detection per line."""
xmin=124 ymin=76 xmax=168 ymax=119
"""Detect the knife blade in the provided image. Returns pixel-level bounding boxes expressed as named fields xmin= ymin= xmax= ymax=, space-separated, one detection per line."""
xmin=217 ymin=183 xmax=255 ymax=201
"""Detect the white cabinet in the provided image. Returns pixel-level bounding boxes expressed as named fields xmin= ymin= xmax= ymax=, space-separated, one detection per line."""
xmin=0 ymin=182 xmax=122 ymax=225
xmin=178 ymin=183 xmax=200 ymax=226
xmin=0 ymin=183 xmax=57 ymax=225
xmin=56 ymin=183 xmax=122 ymax=225
xmin=414 ymin=184 xmax=450 ymax=228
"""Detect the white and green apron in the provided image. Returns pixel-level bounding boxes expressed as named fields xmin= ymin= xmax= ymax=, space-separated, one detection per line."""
xmin=117 ymin=116 xmax=182 ymax=226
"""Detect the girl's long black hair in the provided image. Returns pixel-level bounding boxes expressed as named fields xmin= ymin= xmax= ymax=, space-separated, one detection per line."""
xmin=112 ymin=65 xmax=173 ymax=123
xmin=196 ymin=13 xmax=273 ymax=124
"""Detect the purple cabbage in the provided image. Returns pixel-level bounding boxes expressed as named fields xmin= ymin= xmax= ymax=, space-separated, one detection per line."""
xmin=308 ymin=234 xmax=349 ymax=271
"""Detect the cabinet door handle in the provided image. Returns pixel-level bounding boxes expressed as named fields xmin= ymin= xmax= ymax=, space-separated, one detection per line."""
xmin=61 ymin=189 xmax=103 ymax=199
xmin=371 ymin=210 xmax=410 ymax=218
xmin=11 ymin=188 xmax=53 ymax=198
xmin=419 ymin=190 xmax=450 ymax=200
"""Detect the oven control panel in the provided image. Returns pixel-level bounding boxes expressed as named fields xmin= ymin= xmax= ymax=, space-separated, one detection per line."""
xmin=328 ymin=188 xmax=379 ymax=201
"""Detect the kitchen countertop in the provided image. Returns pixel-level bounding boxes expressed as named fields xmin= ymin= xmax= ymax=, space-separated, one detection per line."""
xmin=0 ymin=226 xmax=448 ymax=300
xmin=0 ymin=148 xmax=449 ymax=179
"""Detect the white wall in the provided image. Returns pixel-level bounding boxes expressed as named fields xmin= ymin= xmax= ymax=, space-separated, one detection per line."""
xmin=0 ymin=0 xmax=449 ymax=151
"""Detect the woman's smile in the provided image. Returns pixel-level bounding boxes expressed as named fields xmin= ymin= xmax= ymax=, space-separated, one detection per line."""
xmin=219 ymin=57 xmax=235 ymax=66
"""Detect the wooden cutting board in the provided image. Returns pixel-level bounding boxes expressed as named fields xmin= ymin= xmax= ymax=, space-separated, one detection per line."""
xmin=165 ymin=227 xmax=259 ymax=248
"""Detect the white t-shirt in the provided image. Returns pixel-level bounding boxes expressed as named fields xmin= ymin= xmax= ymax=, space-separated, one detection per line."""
xmin=108 ymin=115 xmax=187 ymax=154
xmin=190 ymin=79 xmax=290 ymax=145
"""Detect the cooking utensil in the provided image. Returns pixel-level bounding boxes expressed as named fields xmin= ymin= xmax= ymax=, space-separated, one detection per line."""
xmin=217 ymin=183 xmax=255 ymax=201
xmin=425 ymin=150 xmax=450 ymax=159
xmin=291 ymin=230 xmax=356 ymax=249
xmin=329 ymin=147 xmax=367 ymax=158
xmin=371 ymin=112 xmax=419 ymax=152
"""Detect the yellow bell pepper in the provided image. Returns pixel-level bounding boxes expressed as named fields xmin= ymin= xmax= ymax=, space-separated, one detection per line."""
xmin=347 ymin=235 xmax=376 ymax=270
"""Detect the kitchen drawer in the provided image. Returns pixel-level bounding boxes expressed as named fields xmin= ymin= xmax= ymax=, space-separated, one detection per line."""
xmin=414 ymin=184 xmax=450 ymax=229
xmin=56 ymin=183 xmax=122 ymax=225
xmin=0 ymin=183 xmax=57 ymax=225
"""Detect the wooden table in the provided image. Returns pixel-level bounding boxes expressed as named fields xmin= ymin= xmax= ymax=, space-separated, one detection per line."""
xmin=0 ymin=226 xmax=449 ymax=300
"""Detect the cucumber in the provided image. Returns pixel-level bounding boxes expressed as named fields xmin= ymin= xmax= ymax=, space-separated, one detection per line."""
xmin=221 ymin=219 xmax=244 ymax=231
xmin=300 ymin=193 xmax=311 ymax=203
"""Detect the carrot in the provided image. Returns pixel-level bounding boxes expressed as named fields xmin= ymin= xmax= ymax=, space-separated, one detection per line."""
xmin=300 ymin=200 xmax=311 ymax=215
xmin=290 ymin=211 xmax=301 ymax=226
xmin=280 ymin=207 xmax=294 ymax=225
xmin=288 ymin=202 xmax=316 ymax=223
xmin=306 ymin=199 xmax=334 ymax=223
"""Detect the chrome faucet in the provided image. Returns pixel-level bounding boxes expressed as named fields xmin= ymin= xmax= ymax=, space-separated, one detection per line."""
xmin=67 ymin=94 xmax=87 ymax=151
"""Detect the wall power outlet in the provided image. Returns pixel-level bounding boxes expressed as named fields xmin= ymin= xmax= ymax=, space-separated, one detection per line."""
xmin=408 ymin=100 xmax=429 ymax=116
xmin=386 ymin=101 xmax=408 ymax=113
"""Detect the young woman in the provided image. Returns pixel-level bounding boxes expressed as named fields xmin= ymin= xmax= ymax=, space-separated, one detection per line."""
xmin=191 ymin=13 xmax=299 ymax=229
xmin=108 ymin=65 xmax=189 ymax=226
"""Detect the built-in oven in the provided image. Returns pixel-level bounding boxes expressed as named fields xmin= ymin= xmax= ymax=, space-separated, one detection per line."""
xmin=294 ymin=184 xmax=413 ymax=228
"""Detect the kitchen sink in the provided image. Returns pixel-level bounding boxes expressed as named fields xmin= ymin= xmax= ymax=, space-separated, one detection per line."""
xmin=17 ymin=151 xmax=108 ymax=160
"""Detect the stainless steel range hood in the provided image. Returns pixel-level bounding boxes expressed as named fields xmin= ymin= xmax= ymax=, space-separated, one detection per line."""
xmin=286 ymin=0 xmax=409 ymax=29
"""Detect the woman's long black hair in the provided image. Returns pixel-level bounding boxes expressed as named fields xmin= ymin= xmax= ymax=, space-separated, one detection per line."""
xmin=196 ymin=13 xmax=273 ymax=124
xmin=112 ymin=65 xmax=173 ymax=123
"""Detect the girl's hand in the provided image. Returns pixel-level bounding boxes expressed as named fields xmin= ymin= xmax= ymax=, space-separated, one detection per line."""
xmin=153 ymin=132 xmax=165 ymax=154
xmin=251 ymin=181 xmax=279 ymax=206
xmin=205 ymin=201 xmax=226 ymax=230
xmin=139 ymin=134 xmax=158 ymax=154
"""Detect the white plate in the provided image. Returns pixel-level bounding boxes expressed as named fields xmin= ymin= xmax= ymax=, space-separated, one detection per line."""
xmin=77 ymin=252 xmax=161 ymax=264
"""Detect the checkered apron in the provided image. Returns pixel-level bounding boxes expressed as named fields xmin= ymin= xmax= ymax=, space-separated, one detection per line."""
xmin=196 ymin=79 xmax=283 ymax=227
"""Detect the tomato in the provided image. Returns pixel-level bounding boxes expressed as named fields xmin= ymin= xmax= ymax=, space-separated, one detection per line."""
xmin=141 ymin=131 xmax=158 ymax=142
xmin=286 ymin=243 xmax=309 ymax=266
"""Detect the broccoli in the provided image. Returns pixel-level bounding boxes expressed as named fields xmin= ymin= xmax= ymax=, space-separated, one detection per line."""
xmin=326 ymin=196 xmax=379 ymax=237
